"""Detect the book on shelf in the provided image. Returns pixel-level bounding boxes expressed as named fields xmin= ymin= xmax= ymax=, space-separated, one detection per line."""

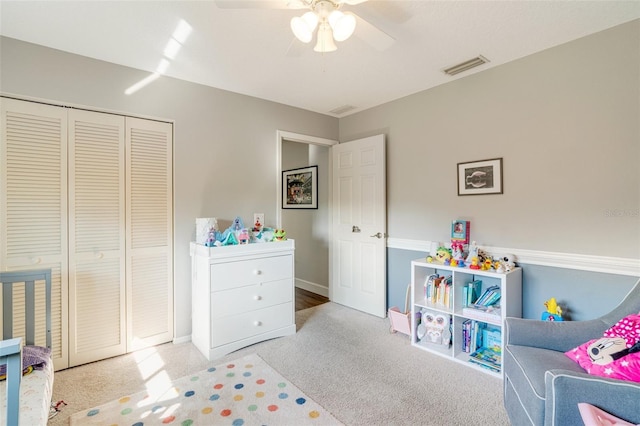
xmin=466 ymin=280 xmax=482 ymax=306
xmin=461 ymin=306 xmax=501 ymax=323
xmin=423 ymin=274 xmax=452 ymax=308
xmin=451 ymin=220 xmax=470 ymax=245
xmin=468 ymin=346 xmax=501 ymax=372
xmin=482 ymin=326 xmax=501 ymax=352
xmin=460 ymin=319 xmax=486 ymax=353
xmin=468 ymin=357 xmax=501 ymax=373
xmin=474 ymin=285 xmax=500 ymax=306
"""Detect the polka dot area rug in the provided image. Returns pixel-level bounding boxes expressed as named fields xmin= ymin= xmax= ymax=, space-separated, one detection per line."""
xmin=69 ymin=353 xmax=343 ymax=425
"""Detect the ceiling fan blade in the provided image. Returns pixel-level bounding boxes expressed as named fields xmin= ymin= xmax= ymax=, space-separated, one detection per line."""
xmin=215 ymin=0 xmax=307 ymax=9
xmin=285 ymin=37 xmax=306 ymax=57
xmin=342 ymin=0 xmax=369 ymax=5
xmin=352 ymin=13 xmax=395 ymax=51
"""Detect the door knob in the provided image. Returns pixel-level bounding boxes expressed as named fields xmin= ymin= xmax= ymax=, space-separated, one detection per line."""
xmin=352 ymin=225 xmax=361 ymax=233
xmin=370 ymin=232 xmax=385 ymax=239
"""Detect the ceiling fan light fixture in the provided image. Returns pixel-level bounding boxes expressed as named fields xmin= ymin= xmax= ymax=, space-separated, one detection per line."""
xmin=328 ymin=11 xmax=356 ymax=42
xmin=314 ymin=23 xmax=337 ymax=52
xmin=291 ymin=11 xmax=318 ymax=43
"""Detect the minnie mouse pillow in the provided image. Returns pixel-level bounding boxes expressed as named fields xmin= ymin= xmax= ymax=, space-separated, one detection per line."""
xmin=565 ymin=313 xmax=640 ymax=382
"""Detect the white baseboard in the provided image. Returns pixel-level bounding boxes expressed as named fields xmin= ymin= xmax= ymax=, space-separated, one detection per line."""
xmin=386 ymin=238 xmax=640 ymax=277
xmin=173 ymin=335 xmax=191 ymax=345
xmin=295 ymin=278 xmax=329 ymax=298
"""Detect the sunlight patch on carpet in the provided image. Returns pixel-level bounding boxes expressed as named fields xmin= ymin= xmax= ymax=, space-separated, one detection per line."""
xmin=69 ymin=353 xmax=342 ymax=425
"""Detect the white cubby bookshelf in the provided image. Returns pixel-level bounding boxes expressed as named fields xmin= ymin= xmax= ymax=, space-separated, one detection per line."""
xmin=410 ymin=258 xmax=522 ymax=377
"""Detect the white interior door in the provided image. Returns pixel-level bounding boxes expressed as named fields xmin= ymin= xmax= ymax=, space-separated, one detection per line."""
xmin=331 ymin=134 xmax=386 ymax=317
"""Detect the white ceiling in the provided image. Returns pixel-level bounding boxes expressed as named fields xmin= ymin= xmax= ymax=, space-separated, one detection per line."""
xmin=1 ymin=1 xmax=639 ymax=117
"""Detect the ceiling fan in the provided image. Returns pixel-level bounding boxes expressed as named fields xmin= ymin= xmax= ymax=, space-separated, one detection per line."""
xmin=215 ymin=0 xmax=395 ymax=53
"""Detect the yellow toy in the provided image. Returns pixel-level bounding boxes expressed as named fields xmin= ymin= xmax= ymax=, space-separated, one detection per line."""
xmin=482 ymin=258 xmax=493 ymax=271
xmin=542 ymin=297 xmax=564 ymax=321
xmin=544 ymin=297 xmax=563 ymax=316
xmin=434 ymin=247 xmax=452 ymax=264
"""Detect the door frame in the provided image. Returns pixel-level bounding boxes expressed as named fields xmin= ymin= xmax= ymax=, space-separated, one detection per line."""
xmin=276 ymin=130 xmax=338 ymax=297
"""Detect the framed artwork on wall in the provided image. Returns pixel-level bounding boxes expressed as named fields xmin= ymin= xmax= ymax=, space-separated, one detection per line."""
xmin=282 ymin=165 xmax=318 ymax=209
xmin=457 ymin=158 xmax=503 ymax=196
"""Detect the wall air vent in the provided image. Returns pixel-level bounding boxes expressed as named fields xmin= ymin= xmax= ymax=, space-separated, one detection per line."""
xmin=329 ymin=104 xmax=357 ymax=116
xmin=443 ymin=55 xmax=490 ymax=76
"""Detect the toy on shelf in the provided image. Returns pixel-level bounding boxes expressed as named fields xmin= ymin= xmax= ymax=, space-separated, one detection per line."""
xmin=205 ymin=228 xmax=222 ymax=247
xmin=465 ymin=241 xmax=478 ymax=264
xmin=253 ymin=213 xmax=264 ymax=232
xmin=469 ymin=257 xmax=480 ymax=270
xmin=493 ymin=254 xmax=516 ymax=273
xmin=196 ymin=217 xmax=218 ymax=245
xmin=542 ymin=297 xmax=564 ymax=321
xmin=238 ymin=228 xmax=250 ymax=244
xmin=232 ymin=216 xmax=245 ymax=231
xmin=221 ymin=232 xmax=239 ymax=246
xmin=481 ymin=258 xmax=493 ymax=271
xmin=434 ymin=247 xmax=452 ymax=264
xmin=451 ymin=241 xmax=465 ymax=264
xmin=274 ymin=229 xmax=287 ymax=241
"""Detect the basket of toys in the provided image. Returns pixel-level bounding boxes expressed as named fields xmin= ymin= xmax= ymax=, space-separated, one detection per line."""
xmin=388 ymin=284 xmax=412 ymax=335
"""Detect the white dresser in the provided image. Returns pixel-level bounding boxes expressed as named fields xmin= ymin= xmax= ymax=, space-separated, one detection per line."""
xmin=190 ymin=240 xmax=296 ymax=360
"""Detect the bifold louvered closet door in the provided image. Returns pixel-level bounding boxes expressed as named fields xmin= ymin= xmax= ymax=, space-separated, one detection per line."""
xmin=1 ymin=98 xmax=174 ymax=370
xmin=1 ymin=98 xmax=69 ymax=370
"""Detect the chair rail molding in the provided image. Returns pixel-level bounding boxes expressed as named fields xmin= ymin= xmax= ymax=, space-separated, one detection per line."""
xmin=386 ymin=238 xmax=640 ymax=277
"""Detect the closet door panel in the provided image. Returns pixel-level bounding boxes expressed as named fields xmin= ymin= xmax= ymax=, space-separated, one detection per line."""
xmin=126 ymin=117 xmax=173 ymax=351
xmin=68 ymin=109 xmax=126 ymax=366
xmin=1 ymin=98 xmax=69 ymax=370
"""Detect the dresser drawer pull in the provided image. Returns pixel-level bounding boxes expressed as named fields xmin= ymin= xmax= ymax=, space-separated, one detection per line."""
xmin=254 ymin=295 xmax=262 ymax=301
xmin=253 ymin=269 xmax=262 ymax=275
xmin=253 ymin=321 xmax=262 ymax=327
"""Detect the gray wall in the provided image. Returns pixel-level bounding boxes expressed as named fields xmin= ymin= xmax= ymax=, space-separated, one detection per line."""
xmin=345 ymin=21 xmax=640 ymax=319
xmin=0 ymin=36 xmax=338 ymax=340
xmin=341 ymin=20 xmax=640 ymax=259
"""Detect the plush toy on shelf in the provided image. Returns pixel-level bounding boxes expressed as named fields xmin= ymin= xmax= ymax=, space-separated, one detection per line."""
xmin=542 ymin=297 xmax=564 ymax=321
xmin=238 ymin=228 xmax=250 ymax=244
xmin=451 ymin=242 xmax=465 ymax=263
xmin=274 ymin=229 xmax=287 ymax=241
xmin=434 ymin=247 xmax=452 ymax=264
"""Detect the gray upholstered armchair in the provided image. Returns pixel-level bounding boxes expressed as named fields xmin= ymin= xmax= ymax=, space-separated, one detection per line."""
xmin=503 ymin=279 xmax=640 ymax=426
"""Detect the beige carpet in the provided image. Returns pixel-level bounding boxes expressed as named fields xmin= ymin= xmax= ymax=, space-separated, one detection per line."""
xmin=50 ymin=302 xmax=509 ymax=425
xmin=68 ymin=353 xmax=342 ymax=425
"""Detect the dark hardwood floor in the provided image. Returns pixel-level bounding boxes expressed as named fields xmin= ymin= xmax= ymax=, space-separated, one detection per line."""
xmin=295 ymin=287 xmax=329 ymax=311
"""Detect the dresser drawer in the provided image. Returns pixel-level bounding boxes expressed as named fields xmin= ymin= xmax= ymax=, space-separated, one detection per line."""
xmin=211 ymin=279 xmax=292 ymax=319
xmin=210 ymin=254 xmax=292 ymax=291
xmin=211 ymin=302 xmax=293 ymax=347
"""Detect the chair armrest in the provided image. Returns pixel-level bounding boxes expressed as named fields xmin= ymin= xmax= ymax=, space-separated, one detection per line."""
xmin=544 ymin=369 xmax=640 ymax=426
xmin=504 ymin=317 xmax=609 ymax=352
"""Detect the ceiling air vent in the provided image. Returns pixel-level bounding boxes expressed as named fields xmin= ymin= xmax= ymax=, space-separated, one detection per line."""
xmin=443 ymin=55 xmax=490 ymax=76
xmin=329 ymin=104 xmax=357 ymax=116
